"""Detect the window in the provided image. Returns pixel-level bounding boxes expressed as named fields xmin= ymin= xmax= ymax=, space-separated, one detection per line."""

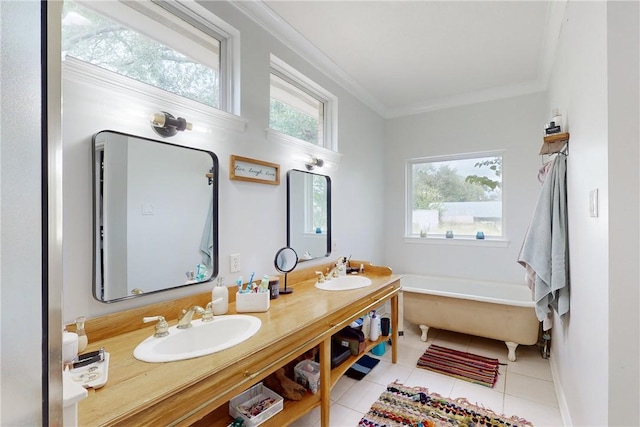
xmin=407 ymin=153 xmax=503 ymax=239
xmin=269 ymin=55 xmax=336 ymax=150
xmin=62 ymin=1 xmax=236 ymax=112
xmin=304 ymin=174 xmax=329 ymax=234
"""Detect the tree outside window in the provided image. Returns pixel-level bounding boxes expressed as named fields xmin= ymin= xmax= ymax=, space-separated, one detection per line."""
xmin=62 ymin=1 xmax=221 ymax=108
xmin=409 ymin=154 xmax=503 ymax=238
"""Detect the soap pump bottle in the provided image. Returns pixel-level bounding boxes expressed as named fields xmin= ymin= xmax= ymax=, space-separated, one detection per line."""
xmin=75 ymin=316 xmax=88 ymax=353
xmin=212 ymin=277 xmax=228 ymax=315
xmin=369 ymin=311 xmax=380 ymax=341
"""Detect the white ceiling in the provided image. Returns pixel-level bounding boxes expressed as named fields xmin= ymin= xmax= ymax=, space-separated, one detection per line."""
xmin=235 ymin=1 xmax=566 ymax=118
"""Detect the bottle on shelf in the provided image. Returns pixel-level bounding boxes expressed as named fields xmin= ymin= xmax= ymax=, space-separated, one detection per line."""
xmin=362 ymin=312 xmax=371 ymax=340
xmin=369 ymin=311 xmax=380 ymax=341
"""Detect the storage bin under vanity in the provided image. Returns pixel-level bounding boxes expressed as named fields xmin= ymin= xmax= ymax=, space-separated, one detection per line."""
xmin=294 ymin=360 xmax=320 ymax=394
xmin=229 ymin=382 xmax=283 ymax=426
xmin=236 ymin=292 xmax=270 ymax=313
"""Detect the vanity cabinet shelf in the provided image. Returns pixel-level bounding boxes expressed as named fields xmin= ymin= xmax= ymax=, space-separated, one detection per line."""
xmin=201 ymin=335 xmax=392 ymax=427
xmin=77 ymin=261 xmax=399 ymax=427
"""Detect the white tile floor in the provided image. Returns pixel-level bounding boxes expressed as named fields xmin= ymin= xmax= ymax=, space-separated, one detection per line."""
xmin=290 ymin=322 xmax=564 ymax=427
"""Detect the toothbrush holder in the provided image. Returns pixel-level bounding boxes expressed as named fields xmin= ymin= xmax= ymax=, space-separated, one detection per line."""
xmin=236 ymin=292 xmax=270 ymax=313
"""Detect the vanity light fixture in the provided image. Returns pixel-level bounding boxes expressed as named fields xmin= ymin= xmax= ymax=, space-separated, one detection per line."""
xmin=305 ymin=157 xmax=324 ymax=171
xmin=150 ymin=111 xmax=193 ymax=137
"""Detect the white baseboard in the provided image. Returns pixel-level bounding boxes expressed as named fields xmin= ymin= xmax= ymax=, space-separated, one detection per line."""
xmin=549 ymin=348 xmax=572 ymax=426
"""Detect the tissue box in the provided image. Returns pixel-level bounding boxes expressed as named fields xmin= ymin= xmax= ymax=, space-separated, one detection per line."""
xmin=294 ymin=360 xmax=320 ymax=394
xmin=236 ymin=292 xmax=270 ymax=313
xmin=229 ymin=382 xmax=283 ymax=427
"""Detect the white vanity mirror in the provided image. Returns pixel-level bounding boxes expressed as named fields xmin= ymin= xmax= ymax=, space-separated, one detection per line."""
xmin=287 ymin=169 xmax=331 ymax=261
xmin=92 ymin=130 xmax=218 ymax=302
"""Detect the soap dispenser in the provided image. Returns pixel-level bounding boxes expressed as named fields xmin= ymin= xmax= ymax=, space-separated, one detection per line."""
xmin=212 ymin=277 xmax=228 ymax=315
xmin=75 ymin=316 xmax=88 ymax=353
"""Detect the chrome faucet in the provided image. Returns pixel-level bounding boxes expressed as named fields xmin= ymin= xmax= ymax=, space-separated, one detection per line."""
xmin=177 ymin=305 xmax=205 ymax=329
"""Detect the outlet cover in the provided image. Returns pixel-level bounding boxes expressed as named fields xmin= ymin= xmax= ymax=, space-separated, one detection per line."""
xmin=229 ymin=254 xmax=241 ymax=273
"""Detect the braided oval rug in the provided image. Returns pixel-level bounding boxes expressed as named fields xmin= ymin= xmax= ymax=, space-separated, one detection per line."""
xmin=358 ymin=382 xmax=532 ymax=427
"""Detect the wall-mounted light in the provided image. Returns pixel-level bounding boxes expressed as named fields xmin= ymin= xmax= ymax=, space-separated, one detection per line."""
xmin=150 ymin=111 xmax=192 ymax=137
xmin=305 ymin=157 xmax=324 ymax=171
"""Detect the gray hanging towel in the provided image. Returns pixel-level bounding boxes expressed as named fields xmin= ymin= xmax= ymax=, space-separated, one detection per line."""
xmin=518 ymin=155 xmax=570 ymax=330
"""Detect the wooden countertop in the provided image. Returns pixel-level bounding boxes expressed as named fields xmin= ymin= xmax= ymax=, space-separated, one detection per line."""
xmin=77 ymin=262 xmax=400 ymax=426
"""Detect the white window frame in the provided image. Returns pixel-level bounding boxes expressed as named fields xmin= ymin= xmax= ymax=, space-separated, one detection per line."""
xmin=74 ymin=0 xmax=241 ymax=115
xmin=267 ymin=55 xmax=341 ymax=165
xmin=405 ymin=151 xmax=508 ymax=246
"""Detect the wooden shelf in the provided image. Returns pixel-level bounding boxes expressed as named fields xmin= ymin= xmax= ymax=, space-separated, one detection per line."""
xmin=540 ymin=132 xmax=570 ymax=154
xmin=201 ymin=337 xmax=392 ymax=427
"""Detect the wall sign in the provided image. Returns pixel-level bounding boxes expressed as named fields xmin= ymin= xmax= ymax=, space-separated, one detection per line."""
xmin=229 ymin=155 xmax=280 ymax=185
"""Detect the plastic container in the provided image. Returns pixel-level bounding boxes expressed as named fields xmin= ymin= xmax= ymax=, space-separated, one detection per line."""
xmin=371 ymin=342 xmax=386 ymax=356
xmin=62 ymin=331 xmax=78 ymax=364
xmin=268 ymin=278 xmax=280 ymax=299
xmin=362 ymin=313 xmax=371 ymax=339
xmin=294 ymin=360 xmax=320 ymax=394
xmin=229 ymin=382 xmax=283 ymax=427
xmin=236 ymin=292 xmax=270 ymax=313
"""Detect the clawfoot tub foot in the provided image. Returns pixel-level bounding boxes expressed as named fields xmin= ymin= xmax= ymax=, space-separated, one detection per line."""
xmin=505 ymin=341 xmax=519 ymax=361
xmin=419 ymin=325 xmax=430 ymax=342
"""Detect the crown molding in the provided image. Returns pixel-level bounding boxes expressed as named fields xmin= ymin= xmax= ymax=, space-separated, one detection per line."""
xmin=230 ymin=0 xmax=389 ymax=118
xmin=386 ymin=79 xmax=546 ymax=119
xmin=231 ymin=0 xmax=564 ymax=120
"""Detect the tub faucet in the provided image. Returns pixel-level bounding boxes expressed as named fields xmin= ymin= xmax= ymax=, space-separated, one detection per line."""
xmin=177 ymin=305 xmax=205 ymax=329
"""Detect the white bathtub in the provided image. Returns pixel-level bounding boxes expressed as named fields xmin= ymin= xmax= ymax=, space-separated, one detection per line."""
xmin=401 ymin=274 xmax=539 ymax=361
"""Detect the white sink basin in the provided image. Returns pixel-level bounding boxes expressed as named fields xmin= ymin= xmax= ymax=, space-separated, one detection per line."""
xmin=133 ymin=315 xmax=261 ymax=363
xmin=315 ymin=275 xmax=372 ymax=291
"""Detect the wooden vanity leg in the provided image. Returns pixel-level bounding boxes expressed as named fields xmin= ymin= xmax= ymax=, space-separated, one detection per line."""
xmin=319 ymin=337 xmax=331 ymax=427
xmin=391 ymin=294 xmax=399 ymax=364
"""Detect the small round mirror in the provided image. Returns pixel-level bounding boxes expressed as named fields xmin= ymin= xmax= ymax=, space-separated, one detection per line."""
xmin=274 ymin=247 xmax=298 ymax=273
xmin=274 ymin=247 xmax=298 ymax=294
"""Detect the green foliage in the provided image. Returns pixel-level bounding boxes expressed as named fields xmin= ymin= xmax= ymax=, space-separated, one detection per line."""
xmin=413 ymin=164 xmax=487 ymax=210
xmin=464 ymin=157 xmax=502 ymax=191
xmin=269 ymin=99 xmax=319 ymax=144
xmin=62 ymin=2 xmax=220 ymax=108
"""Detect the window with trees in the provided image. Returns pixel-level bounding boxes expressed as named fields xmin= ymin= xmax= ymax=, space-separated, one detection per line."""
xmin=62 ymin=1 xmax=232 ymax=111
xmin=407 ymin=153 xmax=503 ymax=239
xmin=269 ymin=56 xmax=336 ymax=150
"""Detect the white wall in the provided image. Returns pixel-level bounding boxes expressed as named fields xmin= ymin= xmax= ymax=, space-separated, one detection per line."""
xmin=545 ymin=2 xmax=640 ymax=425
xmin=383 ymin=92 xmax=546 ymax=284
xmin=62 ymin=1 xmax=386 ymax=321
xmin=606 ymin=3 xmax=639 ymax=423
xmin=545 ymin=3 xmax=609 ymax=424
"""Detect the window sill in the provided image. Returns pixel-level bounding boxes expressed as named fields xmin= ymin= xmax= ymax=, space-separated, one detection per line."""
xmin=63 ymin=57 xmax=247 ymax=134
xmin=266 ymin=129 xmax=342 ymax=166
xmin=403 ymin=236 xmax=509 ymax=248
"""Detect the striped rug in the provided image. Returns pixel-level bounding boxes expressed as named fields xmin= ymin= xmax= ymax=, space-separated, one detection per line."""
xmin=417 ymin=345 xmax=500 ymax=388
